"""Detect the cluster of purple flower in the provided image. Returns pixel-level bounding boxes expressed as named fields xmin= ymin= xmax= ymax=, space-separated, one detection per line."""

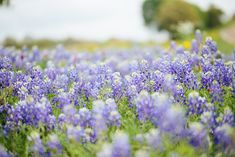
xmin=0 ymin=31 xmax=234 ymax=156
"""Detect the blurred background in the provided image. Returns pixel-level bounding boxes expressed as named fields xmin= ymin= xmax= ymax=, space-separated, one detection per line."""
xmin=0 ymin=0 xmax=235 ymax=53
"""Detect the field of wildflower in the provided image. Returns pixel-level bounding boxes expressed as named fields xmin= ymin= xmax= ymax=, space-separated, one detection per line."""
xmin=0 ymin=31 xmax=234 ymax=157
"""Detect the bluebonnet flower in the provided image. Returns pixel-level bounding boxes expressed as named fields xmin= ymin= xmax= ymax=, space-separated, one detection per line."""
xmin=159 ymin=106 xmax=186 ymax=136
xmin=92 ymin=100 xmax=108 ymax=137
xmin=66 ymin=125 xmax=85 ymax=142
xmin=0 ymin=144 xmax=9 ymax=157
xmin=28 ymin=66 xmax=44 ymax=80
xmin=170 ymin=41 xmax=177 ymax=51
xmin=183 ymin=72 xmax=198 ymax=90
xmin=150 ymin=70 xmax=164 ymax=92
xmin=6 ymin=97 xmax=55 ymax=130
xmin=172 ymin=84 xmax=186 ymax=104
xmin=97 ymin=131 xmax=131 ymax=157
xmin=0 ymin=70 xmax=13 ymax=88
xmin=162 ymin=74 xmax=177 ymax=93
xmin=232 ymin=63 xmax=235 ymax=94
xmin=45 ymin=62 xmax=57 ymax=80
xmin=187 ymin=91 xmax=206 ymax=115
xmin=29 ymin=46 xmax=40 ymax=62
xmin=191 ymin=39 xmax=199 ymax=54
xmin=188 ymin=122 xmax=209 ymax=149
xmin=201 ymin=45 xmax=210 ymax=58
xmin=53 ymin=90 xmax=71 ymax=108
xmin=176 ymin=46 xmax=184 ymax=54
xmin=78 ymin=107 xmax=93 ymax=128
xmin=221 ymin=108 xmax=234 ymax=126
xmin=151 ymin=92 xmax=173 ymax=126
xmin=53 ymin=74 xmax=69 ymax=92
xmin=205 ymin=37 xmax=217 ymax=56
xmin=112 ymin=132 xmax=131 ymax=157
xmin=58 ymin=104 xmax=79 ymax=126
xmin=67 ymin=66 xmax=79 ymax=82
xmin=0 ymin=56 xmax=12 ymax=70
xmin=28 ymin=131 xmax=45 ymax=156
xmin=214 ymin=59 xmax=232 ymax=86
xmin=210 ymin=80 xmax=223 ymax=104
xmin=111 ymin=72 xmax=123 ymax=98
xmin=195 ymin=30 xmax=202 ymax=44
xmin=129 ymin=71 xmax=145 ymax=92
xmin=153 ymin=56 xmax=172 ymax=73
xmin=93 ymin=99 xmax=121 ymax=128
xmin=170 ymin=59 xmax=192 ymax=83
xmin=47 ymin=134 xmax=62 ymax=155
xmin=135 ymin=90 xmax=153 ymax=122
xmin=214 ymin=124 xmax=235 ymax=155
xmin=125 ymin=84 xmax=137 ymax=104
xmin=128 ymin=60 xmax=139 ymax=73
xmin=201 ymin=58 xmax=213 ymax=73
xmin=200 ymin=111 xmax=217 ymax=131
xmin=104 ymin=99 xmax=121 ymax=127
xmin=201 ymin=71 xmax=214 ymax=89
xmin=145 ymin=129 xmax=162 ymax=149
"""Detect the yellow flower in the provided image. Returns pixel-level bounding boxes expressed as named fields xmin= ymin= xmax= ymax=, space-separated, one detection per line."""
xmin=183 ymin=41 xmax=191 ymax=49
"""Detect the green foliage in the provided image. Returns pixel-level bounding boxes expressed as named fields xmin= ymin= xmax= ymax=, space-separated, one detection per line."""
xmin=142 ymin=0 xmax=204 ymax=39
xmin=142 ymin=0 xmax=163 ymax=25
xmin=223 ymin=87 xmax=235 ymax=115
xmin=205 ymin=5 xmax=224 ymax=29
xmin=0 ymin=126 xmax=29 ymax=157
xmin=0 ymin=86 xmax=19 ymax=106
xmin=157 ymin=0 xmax=202 ymax=38
xmin=0 ymin=0 xmax=9 ymax=6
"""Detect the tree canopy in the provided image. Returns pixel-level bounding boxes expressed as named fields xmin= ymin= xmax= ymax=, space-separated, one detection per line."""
xmin=0 ymin=0 xmax=9 ymax=6
xmin=142 ymin=0 xmax=227 ymax=38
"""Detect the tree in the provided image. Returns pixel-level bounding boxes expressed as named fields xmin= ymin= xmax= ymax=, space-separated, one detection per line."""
xmin=0 ymin=0 xmax=10 ymax=6
xmin=142 ymin=0 xmax=203 ymax=38
xmin=205 ymin=5 xmax=223 ymax=28
xmin=142 ymin=0 xmax=163 ymax=25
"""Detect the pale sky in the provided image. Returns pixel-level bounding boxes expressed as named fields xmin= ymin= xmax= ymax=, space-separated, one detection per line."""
xmin=0 ymin=0 xmax=235 ymax=42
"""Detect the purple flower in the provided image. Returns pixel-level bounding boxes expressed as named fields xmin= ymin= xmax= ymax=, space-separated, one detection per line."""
xmin=28 ymin=131 xmax=45 ymax=156
xmin=66 ymin=125 xmax=85 ymax=142
xmin=93 ymin=99 xmax=121 ymax=127
xmin=97 ymin=132 xmax=131 ymax=157
xmin=191 ymin=39 xmax=199 ymax=54
xmin=78 ymin=107 xmax=93 ymax=127
xmin=210 ymin=80 xmax=223 ymax=104
xmin=221 ymin=108 xmax=234 ymax=126
xmin=201 ymin=45 xmax=210 ymax=58
xmin=151 ymin=92 xmax=172 ymax=126
xmin=187 ymin=91 xmax=206 ymax=115
xmin=183 ymin=72 xmax=198 ymax=90
xmin=200 ymin=111 xmax=217 ymax=131
xmin=188 ymin=122 xmax=209 ymax=149
xmin=111 ymin=72 xmax=123 ymax=98
xmin=47 ymin=134 xmax=62 ymax=154
xmin=135 ymin=90 xmax=153 ymax=122
xmin=0 ymin=56 xmax=12 ymax=70
xmin=111 ymin=132 xmax=131 ymax=157
xmin=214 ymin=124 xmax=235 ymax=155
xmin=159 ymin=106 xmax=186 ymax=136
xmin=201 ymin=71 xmax=214 ymax=89
xmin=205 ymin=37 xmax=217 ymax=56
xmin=0 ymin=70 xmax=13 ymax=88
xmin=0 ymin=144 xmax=9 ymax=157
xmin=195 ymin=30 xmax=202 ymax=44
xmin=145 ymin=129 xmax=162 ymax=149
xmin=150 ymin=70 xmax=164 ymax=92
xmin=5 ymin=97 xmax=55 ymax=130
